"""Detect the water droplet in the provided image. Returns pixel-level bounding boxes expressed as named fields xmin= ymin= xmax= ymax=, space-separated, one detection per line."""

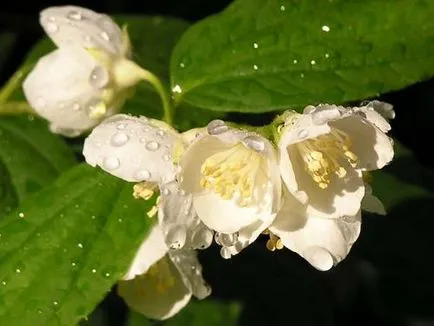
xmin=111 ymin=132 xmax=129 ymax=147
xmin=1 ymin=281 xmax=6 ymax=286
xmin=16 ymin=269 xmax=21 ymax=274
xmin=156 ymin=130 xmax=165 ymax=137
xmin=280 ymin=5 xmax=286 ymax=11
xmin=72 ymin=103 xmax=81 ymax=111
xmin=35 ymin=97 xmax=46 ymax=108
xmin=300 ymin=73 xmax=305 ymax=78
xmin=179 ymin=62 xmax=185 ymax=68
xmin=163 ymin=154 xmax=171 ymax=161
xmin=172 ymin=85 xmax=182 ymax=93
xmin=100 ymin=31 xmax=110 ymax=41
xmin=18 ymin=212 xmax=24 ymax=218
xmin=103 ymin=157 xmax=120 ymax=170
xmin=89 ymin=66 xmax=109 ymax=89
xmin=166 ymin=225 xmax=187 ymax=249
xmin=117 ymin=123 xmax=126 ymax=130
xmin=91 ymin=269 xmax=97 ymax=274
xmin=91 ymin=215 xmax=96 ymax=220
xmin=207 ymin=120 xmax=228 ymax=135
xmin=310 ymin=60 xmax=316 ymax=65
xmin=134 ymin=169 xmax=151 ymax=181
xmin=325 ymin=53 xmax=330 ymax=58
xmin=67 ymin=10 xmax=82 ymax=20
xmin=293 ymin=59 xmax=298 ymax=64
xmin=220 ymin=247 xmax=232 ymax=259
xmin=253 ymin=42 xmax=259 ymax=49
xmin=46 ymin=22 xmax=58 ymax=33
xmin=162 ymin=187 xmax=170 ymax=196
xmin=253 ymin=64 xmax=258 ymax=70
xmin=243 ymin=135 xmax=265 ymax=152
xmin=77 ymin=243 xmax=83 ymax=249
xmin=104 ymin=272 xmax=110 ymax=277
xmin=145 ymin=141 xmax=160 ymax=151
xmin=322 ymin=25 xmax=330 ymax=32
xmin=53 ymin=301 xmax=58 ymax=306
xmin=298 ymin=129 xmax=308 ymax=139
xmin=72 ymin=262 xmax=77 ymax=267
xmin=191 ymin=226 xmax=213 ymax=250
xmin=178 ymin=189 xmax=186 ymax=196
xmin=219 ymin=233 xmax=238 ymax=247
xmin=118 ymin=218 xmax=123 ymax=223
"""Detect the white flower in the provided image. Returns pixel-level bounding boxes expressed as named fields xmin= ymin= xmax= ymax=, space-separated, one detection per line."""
xmin=83 ymin=114 xmax=214 ymax=250
xmin=23 ymin=6 xmax=144 ymax=137
xmin=179 ymin=120 xmax=281 ymax=258
xmin=277 ymin=102 xmax=394 ymax=219
xmin=119 ymin=225 xmax=211 ymax=320
xmin=268 ymin=187 xmax=361 ymax=271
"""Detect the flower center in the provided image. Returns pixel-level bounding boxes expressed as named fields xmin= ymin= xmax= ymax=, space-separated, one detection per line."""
xmin=297 ymin=128 xmax=358 ymax=189
xmin=200 ymin=143 xmax=263 ymax=206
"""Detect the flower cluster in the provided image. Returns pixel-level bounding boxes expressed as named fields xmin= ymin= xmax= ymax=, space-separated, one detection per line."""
xmin=19 ymin=5 xmax=395 ymax=321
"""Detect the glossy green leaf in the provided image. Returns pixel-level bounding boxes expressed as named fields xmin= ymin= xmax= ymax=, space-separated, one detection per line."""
xmin=127 ymin=300 xmax=242 ymax=326
xmin=171 ymin=0 xmax=434 ymax=113
xmin=0 ymin=164 xmax=155 ymax=325
xmin=0 ymin=115 xmax=77 ymax=217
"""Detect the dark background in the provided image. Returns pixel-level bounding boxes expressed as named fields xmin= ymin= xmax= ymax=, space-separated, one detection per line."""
xmin=2 ymin=1 xmax=434 ymax=325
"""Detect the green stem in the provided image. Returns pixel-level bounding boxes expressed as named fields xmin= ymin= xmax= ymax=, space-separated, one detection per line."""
xmin=0 ymin=65 xmax=31 ymax=104
xmin=0 ymin=101 xmax=34 ymax=115
xmin=140 ymin=70 xmax=173 ymax=125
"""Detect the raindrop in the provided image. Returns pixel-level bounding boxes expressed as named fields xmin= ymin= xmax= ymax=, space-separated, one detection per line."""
xmin=243 ymin=135 xmax=265 ymax=152
xmin=118 ymin=218 xmax=123 ymax=223
xmin=300 ymin=73 xmax=305 ymax=78
xmin=92 ymin=269 xmax=97 ymax=274
xmin=293 ymin=59 xmax=298 ymax=64
xmin=1 ymin=281 xmax=6 ymax=286
xmin=100 ymin=31 xmax=110 ymax=41
xmin=18 ymin=212 xmax=24 ymax=218
xmin=219 ymin=233 xmax=238 ymax=247
xmin=325 ymin=53 xmax=330 ymax=58
xmin=253 ymin=42 xmax=259 ymax=49
xmin=253 ymin=64 xmax=258 ymax=70
xmin=77 ymin=243 xmax=83 ymax=249
xmin=111 ymin=132 xmax=129 ymax=147
xmin=322 ymin=25 xmax=331 ymax=32
xmin=16 ymin=269 xmax=21 ymax=274
xmin=191 ymin=227 xmax=213 ymax=250
xmin=53 ymin=301 xmax=58 ymax=306
xmin=72 ymin=103 xmax=81 ymax=111
xmin=91 ymin=215 xmax=96 ymax=220
xmin=310 ymin=60 xmax=316 ymax=65
xmin=117 ymin=123 xmax=126 ymax=130
xmin=298 ymin=129 xmax=309 ymax=139
xmin=89 ymin=66 xmax=109 ymax=89
xmin=163 ymin=154 xmax=171 ymax=161
xmin=156 ymin=130 xmax=165 ymax=137
xmin=134 ymin=169 xmax=151 ymax=181
xmin=67 ymin=10 xmax=82 ymax=20
xmin=280 ymin=5 xmax=286 ymax=11
xmin=37 ymin=309 xmax=43 ymax=314
xmin=179 ymin=62 xmax=185 ymax=68
xmin=220 ymin=247 xmax=232 ymax=259
xmin=46 ymin=22 xmax=58 ymax=33
xmin=207 ymin=120 xmax=228 ymax=135
xmin=172 ymin=85 xmax=182 ymax=93
xmin=72 ymin=262 xmax=77 ymax=267
xmin=162 ymin=187 xmax=170 ymax=196
xmin=145 ymin=141 xmax=160 ymax=151
xmin=104 ymin=272 xmax=110 ymax=278
xmin=103 ymin=157 xmax=120 ymax=170
xmin=166 ymin=225 xmax=187 ymax=249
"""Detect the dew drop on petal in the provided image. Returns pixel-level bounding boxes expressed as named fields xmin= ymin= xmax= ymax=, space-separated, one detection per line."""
xmin=89 ymin=66 xmax=109 ymax=89
xmin=219 ymin=233 xmax=238 ymax=247
xmin=134 ymin=169 xmax=151 ymax=181
xmin=111 ymin=133 xmax=129 ymax=147
xmin=117 ymin=123 xmax=126 ymax=130
xmin=103 ymin=157 xmax=120 ymax=170
xmin=67 ymin=10 xmax=82 ymax=20
xmin=166 ymin=225 xmax=187 ymax=249
xmin=163 ymin=154 xmax=171 ymax=161
xmin=72 ymin=103 xmax=81 ymax=111
xmin=220 ymin=247 xmax=232 ymax=259
xmin=243 ymin=135 xmax=265 ymax=152
xmin=191 ymin=227 xmax=213 ymax=250
xmin=207 ymin=120 xmax=228 ymax=135
xmin=100 ymin=31 xmax=110 ymax=41
xmin=145 ymin=141 xmax=160 ymax=151
xmin=156 ymin=130 xmax=165 ymax=137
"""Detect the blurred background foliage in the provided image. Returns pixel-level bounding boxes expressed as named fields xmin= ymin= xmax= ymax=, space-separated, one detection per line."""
xmin=1 ymin=1 xmax=434 ymax=325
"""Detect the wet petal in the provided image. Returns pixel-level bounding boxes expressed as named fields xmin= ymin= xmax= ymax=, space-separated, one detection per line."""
xmin=83 ymin=114 xmax=181 ymax=183
xmin=361 ymin=184 xmax=386 ymax=215
xmin=118 ymin=256 xmax=191 ymax=320
xmin=40 ymin=6 xmax=124 ymax=56
xmin=23 ymin=47 xmax=114 ymax=135
xmin=123 ymin=225 xmax=168 ymax=281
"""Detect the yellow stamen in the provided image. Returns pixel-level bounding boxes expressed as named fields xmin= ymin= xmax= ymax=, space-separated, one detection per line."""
xmin=296 ymin=128 xmax=358 ymax=189
xmin=137 ymin=257 xmax=176 ymax=296
xmin=265 ymin=232 xmax=283 ymax=252
xmin=199 ymin=143 xmax=264 ymax=206
xmin=146 ymin=205 xmax=158 ymax=218
xmin=133 ymin=182 xmax=156 ymax=200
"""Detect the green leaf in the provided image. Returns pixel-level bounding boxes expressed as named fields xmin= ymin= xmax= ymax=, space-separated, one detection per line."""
xmin=127 ymin=300 xmax=242 ymax=326
xmin=0 ymin=164 xmax=155 ymax=325
xmin=0 ymin=115 xmax=77 ymax=217
xmin=0 ymin=32 xmax=17 ymax=77
xmin=371 ymin=141 xmax=434 ymax=211
xmin=171 ymin=0 xmax=434 ymax=113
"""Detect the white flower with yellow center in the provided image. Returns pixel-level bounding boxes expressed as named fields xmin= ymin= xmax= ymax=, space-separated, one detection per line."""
xmin=277 ymin=102 xmax=394 ymax=219
xmin=267 ymin=187 xmax=361 ymax=271
xmin=119 ymin=225 xmax=211 ymax=320
xmin=179 ymin=120 xmax=281 ymax=258
xmin=23 ymin=6 xmax=152 ymax=137
xmin=83 ymin=114 xmax=214 ymax=251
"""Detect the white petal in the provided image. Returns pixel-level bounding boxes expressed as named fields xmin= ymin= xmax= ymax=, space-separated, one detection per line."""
xmin=168 ymin=249 xmax=211 ymax=299
xmin=356 ymin=105 xmax=392 ymax=133
xmin=271 ymin=211 xmax=361 ymax=271
xmin=123 ymin=225 xmax=168 ymax=281
xmin=280 ymin=112 xmax=331 ymax=146
xmin=118 ymin=256 xmax=191 ymax=320
xmin=361 ymin=184 xmax=386 ymax=215
xmin=40 ymin=6 xmax=124 ymax=56
xmin=23 ymin=47 xmax=113 ymax=135
xmin=83 ymin=115 xmax=181 ymax=183
xmin=331 ymin=115 xmax=394 ymax=170
xmin=287 ymin=146 xmax=365 ymax=219
xmin=193 ymin=192 xmax=261 ymax=234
